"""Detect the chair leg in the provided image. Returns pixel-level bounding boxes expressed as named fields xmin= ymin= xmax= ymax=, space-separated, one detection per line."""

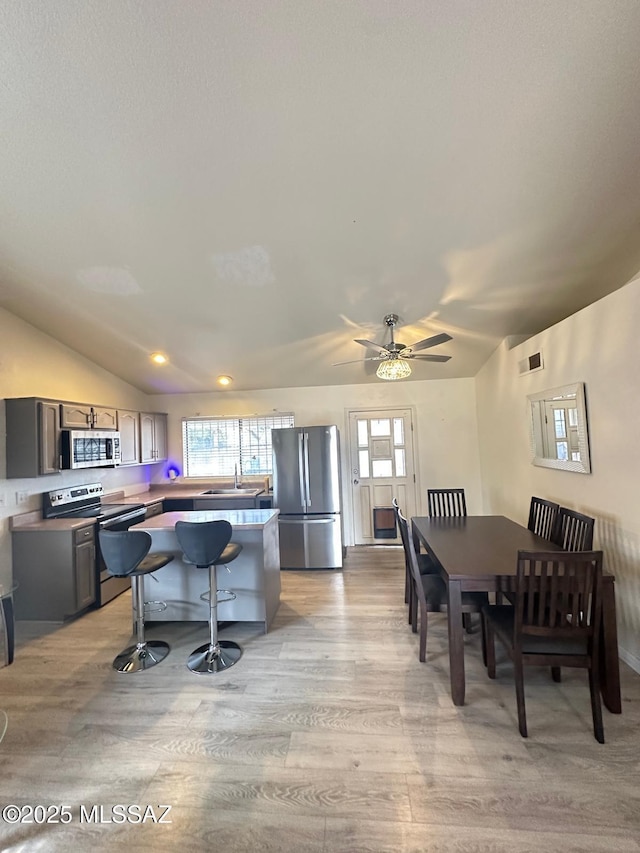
xmin=419 ymin=602 xmax=427 ymax=662
xmin=485 ymin=618 xmax=496 ymax=679
xmin=113 ymin=575 xmax=170 ymax=673
xmin=514 ymin=657 xmax=528 ymax=738
xmin=462 ymin=613 xmax=472 ymax=633
xmin=480 ymin=612 xmax=488 ymax=667
xmin=551 ymin=666 xmax=562 ymax=682
xmin=588 ymin=666 xmax=605 ymax=744
xmin=404 ymin=563 xmax=410 ymax=605
xmin=187 ymin=563 xmax=242 ymax=675
xmin=407 ymin=576 xmax=414 ymax=624
xmin=410 ymin=583 xmax=418 ymax=634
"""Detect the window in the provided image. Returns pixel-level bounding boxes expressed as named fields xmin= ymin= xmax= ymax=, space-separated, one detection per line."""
xmin=182 ymin=413 xmax=294 ymax=478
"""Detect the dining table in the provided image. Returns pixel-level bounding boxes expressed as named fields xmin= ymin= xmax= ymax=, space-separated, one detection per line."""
xmin=411 ymin=514 xmax=621 ymax=712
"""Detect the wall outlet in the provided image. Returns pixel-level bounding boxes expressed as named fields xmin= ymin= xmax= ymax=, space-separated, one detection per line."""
xmin=16 ymin=491 xmax=29 ymax=504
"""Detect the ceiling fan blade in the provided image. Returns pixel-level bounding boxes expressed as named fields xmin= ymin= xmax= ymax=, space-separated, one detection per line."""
xmin=404 ymin=332 xmax=453 ymax=353
xmin=354 ymin=338 xmax=387 ymax=354
xmin=404 ymin=353 xmax=451 ymax=362
xmin=332 ymin=356 xmax=384 ymax=366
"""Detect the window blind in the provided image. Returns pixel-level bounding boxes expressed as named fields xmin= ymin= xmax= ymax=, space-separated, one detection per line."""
xmin=182 ymin=414 xmax=294 ymax=478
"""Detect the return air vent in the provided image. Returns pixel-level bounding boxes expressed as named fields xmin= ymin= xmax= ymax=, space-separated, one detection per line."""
xmin=518 ymin=350 xmax=544 ymax=375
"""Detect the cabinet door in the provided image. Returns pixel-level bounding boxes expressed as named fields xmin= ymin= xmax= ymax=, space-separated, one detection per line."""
xmin=92 ymin=407 xmax=118 ymax=429
xmin=74 ymin=539 xmax=96 ymax=611
xmin=118 ymin=410 xmax=140 ymax=464
xmin=154 ymin=413 xmax=168 ymax=461
xmin=61 ymin=404 xmax=93 ymax=428
xmin=140 ymin=413 xmax=156 ymax=463
xmin=39 ymin=401 xmax=61 ymax=474
xmin=145 ymin=502 xmax=164 ymax=518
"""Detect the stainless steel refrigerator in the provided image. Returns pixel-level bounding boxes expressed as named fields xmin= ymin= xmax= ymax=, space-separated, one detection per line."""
xmin=272 ymin=425 xmax=343 ymax=569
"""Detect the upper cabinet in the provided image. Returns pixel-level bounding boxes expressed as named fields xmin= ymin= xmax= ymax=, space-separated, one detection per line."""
xmin=5 ymin=397 xmax=169 ymax=477
xmin=140 ymin=412 xmax=168 ymax=464
xmin=61 ymin=404 xmax=118 ymax=430
xmin=6 ymin=398 xmax=62 ymax=477
xmin=117 ymin=410 xmax=141 ymax=466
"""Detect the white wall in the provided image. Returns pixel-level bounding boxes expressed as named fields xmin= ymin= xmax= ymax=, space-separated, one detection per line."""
xmin=148 ymin=377 xmax=483 ymax=544
xmin=0 ymin=308 xmax=154 ymax=593
xmin=476 ymin=277 xmax=640 ymax=670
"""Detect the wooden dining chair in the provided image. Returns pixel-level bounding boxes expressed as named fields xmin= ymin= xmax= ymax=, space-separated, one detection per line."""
xmin=527 ymin=497 xmax=559 ymax=540
xmin=552 ymin=507 xmax=595 ymax=551
xmin=482 ymin=549 xmax=604 ymax=742
xmin=392 ymin=498 xmax=438 ymax=619
xmin=427 ymin=488 xmax=467 ymax=517
xmin=396 ymin=505 xmax=487 ymax=662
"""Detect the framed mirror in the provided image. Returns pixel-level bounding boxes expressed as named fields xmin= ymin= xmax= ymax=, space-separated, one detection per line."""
xmin=527 ymin=382 xmax=591 ymax=474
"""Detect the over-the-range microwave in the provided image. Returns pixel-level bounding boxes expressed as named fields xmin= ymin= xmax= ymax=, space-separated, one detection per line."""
xmin=60 ymin=429 xmax=122 ymax=469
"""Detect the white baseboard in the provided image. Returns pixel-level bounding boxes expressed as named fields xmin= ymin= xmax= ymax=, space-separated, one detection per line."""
xmin=619 ymin=646 xmax=640 ymax=675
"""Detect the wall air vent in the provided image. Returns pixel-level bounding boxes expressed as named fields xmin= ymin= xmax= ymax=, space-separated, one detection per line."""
xmin=518 ymin=350 xmax=544 ymax=375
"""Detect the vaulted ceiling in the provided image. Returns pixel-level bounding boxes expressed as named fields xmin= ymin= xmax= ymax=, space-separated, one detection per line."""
xmin=2 ymin=1 xmax=640 ymax=393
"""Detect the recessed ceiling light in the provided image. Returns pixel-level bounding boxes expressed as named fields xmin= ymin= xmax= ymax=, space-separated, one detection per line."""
xmin=150 ymin=352 xmax=168 ymax=365
xmin=217 ymin=375 xmax=233 ymax=387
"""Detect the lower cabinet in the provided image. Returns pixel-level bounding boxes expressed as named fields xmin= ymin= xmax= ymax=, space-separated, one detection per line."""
xmin=145 ymin=501 xmax=164 ymax=519
xmin=12 ymin=525 xmax=97 ymax=620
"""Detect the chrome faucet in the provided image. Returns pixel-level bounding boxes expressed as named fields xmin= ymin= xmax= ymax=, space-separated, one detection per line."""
xmin=234 ymin=463 xmax=241 ymax=488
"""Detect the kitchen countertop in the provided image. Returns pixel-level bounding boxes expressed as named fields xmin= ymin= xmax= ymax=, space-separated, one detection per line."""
xmin=10 ymin=485 xmax=272 ymax=532
xmin=133 ymin=508 xmax=279 ymax=531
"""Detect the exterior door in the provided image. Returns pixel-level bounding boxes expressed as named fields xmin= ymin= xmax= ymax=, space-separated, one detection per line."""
xmin=348 ymin=408 xmax=417 ymax=545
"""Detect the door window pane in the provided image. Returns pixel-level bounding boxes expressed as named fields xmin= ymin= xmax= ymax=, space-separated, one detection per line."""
xmin=370 ymin=419 xmax=390 ymax=437
xmin=556 ymin=441 xmax=568 ymax=460
xmin=395 ymin=449 xmax=406 ymax=476
xmin=393 ymin=418 xmax=404 ymax=446
xmin=372 ymin=459 xmax=393 ymax=477
xmin=359 ymin=449 xmax=370 ymax=478
xmin=554 ymin=410 xmax=566 ymax=439
xmin=357 ymin=420 xmax=368 ymax=447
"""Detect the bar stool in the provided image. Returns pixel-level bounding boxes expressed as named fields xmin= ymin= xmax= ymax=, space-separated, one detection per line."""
xmin=175 ymin=520 xmax=243 ymax=675
xmin=99 ymin=530 xmax=174 ymax=673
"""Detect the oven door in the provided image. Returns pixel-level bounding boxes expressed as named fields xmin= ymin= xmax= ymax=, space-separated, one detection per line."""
xmin=96 ymin=508 xmax=147 ymax=605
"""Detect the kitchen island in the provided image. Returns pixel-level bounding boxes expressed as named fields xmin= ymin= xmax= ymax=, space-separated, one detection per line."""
xmin=131 ymin=509 xmax=281 ymax=633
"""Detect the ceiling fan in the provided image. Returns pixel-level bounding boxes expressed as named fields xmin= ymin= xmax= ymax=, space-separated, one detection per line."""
xmin=333 ymin=314 xmax=452 ymax=380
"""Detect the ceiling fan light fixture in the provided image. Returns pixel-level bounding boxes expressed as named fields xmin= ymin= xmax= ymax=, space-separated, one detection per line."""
xmin=376 ymin=358 xmax=411 ymax=381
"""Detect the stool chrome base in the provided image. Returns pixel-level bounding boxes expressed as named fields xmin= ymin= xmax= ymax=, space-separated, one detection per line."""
xmin=113 ymin=640 xmax=171 ymax=674
xmin=187 ymin=640 xmax=242 ymax=674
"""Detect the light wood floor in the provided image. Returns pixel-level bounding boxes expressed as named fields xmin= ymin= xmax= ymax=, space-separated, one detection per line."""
xmin=1 ymin=546 xmax=639 ymax=852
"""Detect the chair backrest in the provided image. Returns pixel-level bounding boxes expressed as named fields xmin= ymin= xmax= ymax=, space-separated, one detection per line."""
xmin=175 ymin=520 xmax=232 ymax=568
xmin=552 ymin=507 xmax=595 ymax=551
xmin=527 ymin=497 xmax=559 ymax=540
xmin=427 ymin=488 xmax=467 ymax=517
xmin=394 ymin=503 xmax=422 ymax=589
xmin=514 ymin=550 xmax=602 ymax=647
xmin=99 ymin=529 xmax=152 ymax=577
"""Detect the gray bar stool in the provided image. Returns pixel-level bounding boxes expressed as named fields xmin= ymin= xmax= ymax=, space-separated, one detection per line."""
xmin=175 ymin=520 xmax=243 ymax=674
xmin=99 ymin=530 xmax=174 ymax=673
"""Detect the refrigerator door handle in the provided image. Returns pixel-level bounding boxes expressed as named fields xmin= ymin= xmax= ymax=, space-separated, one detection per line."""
xmin=298 ymin=432 xmax=307 ymax=509
xmin=303 ymin=432 xmax=312 ymax=507
xmin=279 ymin=517 xmax=336 ymax=524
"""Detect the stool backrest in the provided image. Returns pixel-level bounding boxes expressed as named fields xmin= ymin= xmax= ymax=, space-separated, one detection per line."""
xmin=175 ymin=520 xmax=233 ymax=568
xmin=99 ymin=530 xmax=152 ymax=577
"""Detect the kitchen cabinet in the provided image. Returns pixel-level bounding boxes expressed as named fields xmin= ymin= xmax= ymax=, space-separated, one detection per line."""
xmin=145 ymin=501 xmax=164 ymax=519
xmin=140 ymin=412 xmax=168 ymax=463
xmin=197 ymin=497 xmax=258 ymax=510
xmin=12 ymin=524 xmax=97 ymax=620
xmin=5 ymin=397 xmax=62 ymax=477
xmin=117 ymin=410 xmax=141 ymax=465
xmin=163 ymin=498 xmax=194 ymax=511
xmin=61 ymin=404 xmax=118 ymax=429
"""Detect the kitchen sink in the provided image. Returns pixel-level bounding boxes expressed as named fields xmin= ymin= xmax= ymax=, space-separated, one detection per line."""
xmin=199 ymin=488 xmax=263 ymax=496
